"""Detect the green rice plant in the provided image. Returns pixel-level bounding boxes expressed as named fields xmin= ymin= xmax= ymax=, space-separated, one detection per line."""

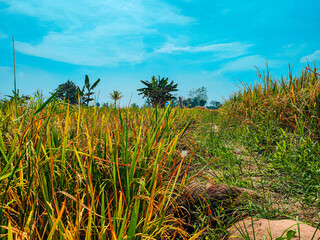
xmin=0 ymin=96 xmax=207 ymax=239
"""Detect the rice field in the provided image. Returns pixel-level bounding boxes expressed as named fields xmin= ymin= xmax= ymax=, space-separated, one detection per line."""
xmin=0 ymin=98 xmax=210 ymax=239
xmin=0 ymin=65 xmax=320 ymax=239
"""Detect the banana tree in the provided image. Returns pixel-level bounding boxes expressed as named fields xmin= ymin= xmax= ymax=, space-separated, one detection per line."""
xmin=137 ymin=76 xmax=178 ymax=108
xmin=78 ymin=75 xmax=100 ymax=106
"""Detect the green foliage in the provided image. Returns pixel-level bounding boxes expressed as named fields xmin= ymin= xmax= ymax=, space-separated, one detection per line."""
xmin=109 ymin=90 xmax=123 ymax=105
xmin=54 ymin=79 xmax=79 ymax=104
xmin=170 ymin=97 xmax=179 ymax=107
xmin=137 ymin=75 xmax=178 ymax=108
xmin=2 ymin=63 xmax=320 ymax=239
xmin=221 ymin=65 xmax=320 ymax=140
xmin=181 ymin=97 xmax=193 ymax=108
xmin=143 ymin=97 xmax=152 ymax=108
xmin=276 ymin=230 xmax=297 ymax=240
xmin=78 ymin=75 xmax=101 ymax=106
xmin=207 ymin=100 xmax=222 ymax=109
xmin=33 ymin=88 xmax=61 ymax=117
xmin=219 ymin=65 xmax=320 ymax=208
xmin=182 ymin=86 xmax=208 ymax=108
xmin=130 ymin=103 xmax=139 ymax=109
xmin=190 ymin=86 xmax=208 ymax=106
xmin=53 ymin=75 xmax=100 ymax=106
xmin=4 ymin=89 xmax=30 ymax=104
xmin=0 ymin=96 xmax=200 ymax=239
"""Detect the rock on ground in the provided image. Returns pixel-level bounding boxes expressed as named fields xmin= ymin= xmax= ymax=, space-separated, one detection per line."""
xmin=181 ymin=182 xmax=259 ymax=209
xmin=227 ymin=217 xmax=320 ymax=240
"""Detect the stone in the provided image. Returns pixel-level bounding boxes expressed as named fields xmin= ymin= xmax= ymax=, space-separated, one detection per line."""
xmin=178 ymin=182 xmax=260 ymax=234
xmin=227 ymin=217 xmax=320 ymax=240
xmin=181 ymin=183 xmax=259 ymax=209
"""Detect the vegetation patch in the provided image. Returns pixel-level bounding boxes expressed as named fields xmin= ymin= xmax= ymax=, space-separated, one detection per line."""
xmin=0 ymin=66 xmax=319 ymax=239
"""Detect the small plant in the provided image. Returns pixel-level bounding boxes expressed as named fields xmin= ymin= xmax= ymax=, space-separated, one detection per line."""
xmin=276 ymin=230 xmax=297 ymax=240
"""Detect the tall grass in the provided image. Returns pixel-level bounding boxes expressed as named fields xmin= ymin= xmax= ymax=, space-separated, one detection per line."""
xmin=222 ymin=65 xmax=320 ymax=141
xmin=219 ymin=65 xmax=320 ymax=208
xmin=0 ymin=97 xmax=204 ymax=239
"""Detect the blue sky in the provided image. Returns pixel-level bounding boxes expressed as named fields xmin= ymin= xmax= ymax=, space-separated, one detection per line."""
xmin=1 ymin=0 xmax=320 ymax=105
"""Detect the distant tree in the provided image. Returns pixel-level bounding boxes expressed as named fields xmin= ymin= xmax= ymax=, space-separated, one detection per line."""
xmin=182 ymin=86 xmax=208 ymax=108
xmin=137 ymin=75 xmax=178 ymax=108
xmin=143 ymin=98 xmax=152 ymax=108
xmin=181 ymin=97 xmax=193 ymax=108
xmin=189 ymin=87 xmax=208 ymax=106
xmin=131 ymin=103 xmax=139 ymax=109
xmin=207 ymin=100 xmax=222 ymax=109
xmin=4 ymin=89 xmax=30 ymax=104
xmin=54 ymin=80 xmax=79 ymax=104
xmin=102 ymin=103 xmax=111 ymax=108
xmin=109 ymin=90 xmax=123 ymax=106
xmin=169 ymin=97 xmax=179 ymax=107
xmin=78 ymin=75 xmax=100 ymax=106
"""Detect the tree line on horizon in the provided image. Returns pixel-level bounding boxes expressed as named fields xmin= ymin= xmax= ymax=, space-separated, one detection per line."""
xmin=3 ymin=75 xmax=222 ymax=109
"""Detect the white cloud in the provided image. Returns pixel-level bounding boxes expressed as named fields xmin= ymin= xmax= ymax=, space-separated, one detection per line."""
xmin=283 ymin=43 xmax=294 ymax=48
xmin=300 ymin=50 xmax=320 ymax=63
xmin=0 ymin=31 xmax=8 ymax=39
xmin=16 ymin=32 xmax=145 ymax=66
xmin=156 ymin=43 xmax=191 ymax=53
xmin=213 ymin=55 xmax=284 ymax=74
xmin=221 ymin=55 xmax=266 ymax=72
xmin=4 ymin=0 xmax=193 ymax=66
xmin=155 ymin=42 xmax=253 ymax=59
xmin=5 ymin=0 xmax=192 ymax=26
xmin=0 ymin=66 xmax=11 ymax=72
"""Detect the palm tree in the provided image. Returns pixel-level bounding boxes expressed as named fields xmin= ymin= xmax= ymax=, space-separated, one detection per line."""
xmin=109 ymin=90 xmax=123 ymax=106
xmin=137 ymin=76 xmax=178 ymax=108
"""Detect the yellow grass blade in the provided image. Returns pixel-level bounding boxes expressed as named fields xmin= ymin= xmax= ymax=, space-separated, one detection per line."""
xmin=47 ymin=201 xmax=66 ymax=240
xmin=188 ymin=227 xmax=206 ymax=240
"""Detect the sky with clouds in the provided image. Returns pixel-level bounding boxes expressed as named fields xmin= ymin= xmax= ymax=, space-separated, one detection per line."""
xmin=1 ymin=0 xmax=320 ymax=105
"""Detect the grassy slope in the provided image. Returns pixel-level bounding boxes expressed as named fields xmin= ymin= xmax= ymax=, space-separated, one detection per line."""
xmin=192 ymin=66 xmax=320 ymax=238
